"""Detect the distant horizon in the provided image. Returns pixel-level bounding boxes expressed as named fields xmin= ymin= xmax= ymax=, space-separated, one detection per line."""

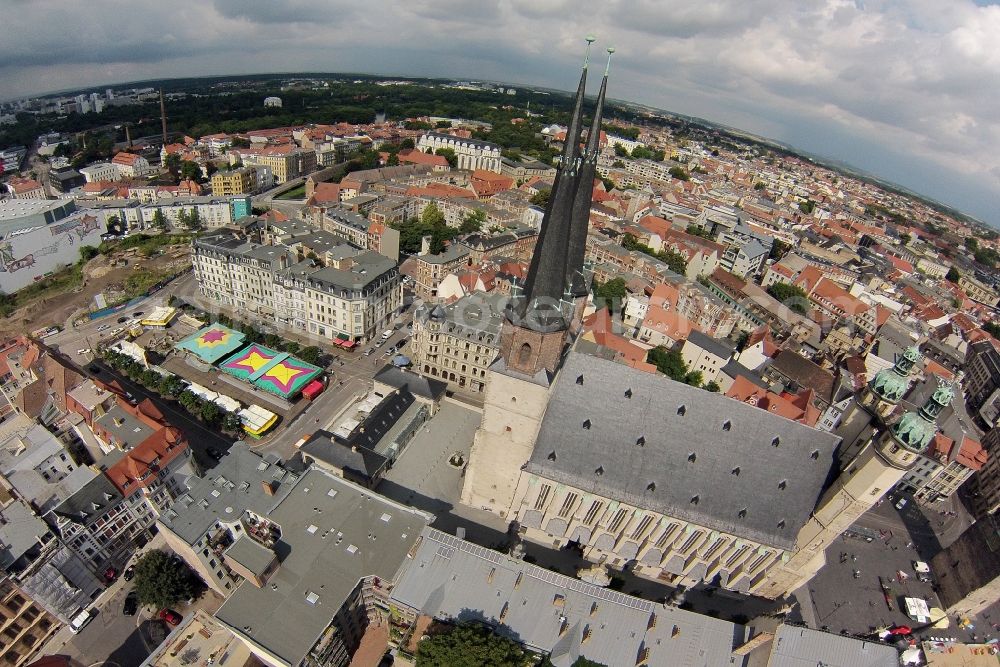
xmin=7 ymin=69 xmax=987 ymax=228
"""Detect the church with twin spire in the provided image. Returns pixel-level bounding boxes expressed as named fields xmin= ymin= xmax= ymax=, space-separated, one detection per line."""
xmin=460 ymin=39 xmax=951 ymax=601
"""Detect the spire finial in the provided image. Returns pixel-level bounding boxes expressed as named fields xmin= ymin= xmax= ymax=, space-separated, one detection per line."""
xmin=605 ymin=47 xmax=615 ymax=76
xmin=584 ymin=35 xmax=597 ymax=68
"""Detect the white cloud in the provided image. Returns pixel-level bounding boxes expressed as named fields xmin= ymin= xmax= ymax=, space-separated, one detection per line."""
xmin=1 ymin=0 xmax=999 ymax=220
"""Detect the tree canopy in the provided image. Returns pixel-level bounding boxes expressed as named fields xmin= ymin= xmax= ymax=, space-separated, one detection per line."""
xmin=946 ymin=266 xmax=960 ymax=283
xmin=647 ymin=346 xmax=703 ymax=386
xmin=766 ymin=282 xmax=810 ymax=315
xmin=415 ymin=622 xmax=528 ymax=667
xmin=668 ymin=166 xmax=690 ymax=181
xmin=132 ymin=550 xmax=201 ymax=610
xmin=459 ymin=209 xmax=486 ymax=234
xmin=592 ymin=277 xmax=628 ymax=314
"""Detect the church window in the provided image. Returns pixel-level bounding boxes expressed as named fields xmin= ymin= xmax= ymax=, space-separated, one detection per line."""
xmin=608 ymin=508 xmax=629 ymax=532
xmin=631 ymin=515 xmax=654 ymax=540
xmin=558 ymin=493 xmax=578 ymax=518
xmin=517 ymin=342 xmax=532 ymax=366
xmin=583 ymin=501 xmax=604 ymax=525
xmin=533 ymin=484 xmax=552 ymax=511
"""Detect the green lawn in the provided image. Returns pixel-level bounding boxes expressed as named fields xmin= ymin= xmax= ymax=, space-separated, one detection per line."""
xmin=276 ymin=184 xmax=306 ymax=200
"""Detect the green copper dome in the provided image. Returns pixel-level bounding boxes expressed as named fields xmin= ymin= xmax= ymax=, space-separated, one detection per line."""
xmin=894 ymin=346 xmax=922 ymax=376
xmin=919 ymin=383 xmax=955 ymax=421
xmin=891 ymin=411 xmax=935 ymax=452
xmin=870 ymin=368 xmax=907 ymax=403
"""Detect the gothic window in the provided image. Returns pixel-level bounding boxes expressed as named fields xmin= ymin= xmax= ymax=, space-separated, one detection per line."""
xmin=517 ymin=342 xmax=532 ymax=366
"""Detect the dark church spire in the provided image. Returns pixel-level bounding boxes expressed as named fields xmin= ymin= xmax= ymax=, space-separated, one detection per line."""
xmin=512 ymin=36 xmax=595 ymax=333
xmin=565 ymin=47 xmax=613 ymax=297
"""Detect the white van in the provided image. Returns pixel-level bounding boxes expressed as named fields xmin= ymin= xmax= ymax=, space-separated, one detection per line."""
xmin=69 ymin=608 xmax=93 ymax=634
xmin=381 ymin=330 xmax=393 ymax=340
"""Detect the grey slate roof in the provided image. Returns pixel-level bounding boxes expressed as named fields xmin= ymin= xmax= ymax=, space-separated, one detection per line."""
xmin=767 ymin=624 xmax=898 ymax=666
xmin=685 ymin=329 xmax=735 ymax=361
xmin=373 ymin=365 xmax=447 ymax=401
xmin=300 ymin=432 xmax=389 ymax=483
xmin=214 ymin=468 xmax=432 ymax=667
xmin=526 ymin=351 xmax=842 ymax=550
xmin=50 ymin=474 xmax=122 ymax=527
xmin=157 ymin=442 xmax=298 ymax=545
xmin=390 ymin=528 xmax=748 ymax=667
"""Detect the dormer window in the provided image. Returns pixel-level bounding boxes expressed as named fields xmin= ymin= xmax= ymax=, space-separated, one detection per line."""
xmin=687 ymin=452 xmax=697 ymax=463
xmin=777 ymin=519 xmax=786 ymax=529
xmin=595 ymin=466 xmax=604 ymax=476
xmin=731 ymin=467 xmax=741 ymax=476
xmin=647 ymin=482 xmax=656 ymax=492
xmin=624 ymin=388 xmax=632 ymax=399
xmin=771 ymin=436 xmax=780 ymax=447
xmin=690 ymin=495 xmax=699 ymax=505
xmin=677 ymin=405 xmax=686 ymax=416
xmin=548 ymin=451 xmax=557 ymax=461
xmin=722 ymin=420 xmax=732 ymax=431
xmin=582 ymin=419 xmax=592 ymax=430
xmin=811 ymin=449 xmax=820 ymax=460
xmin=636 ymin=436 xmax=645 ymax=447
xmin=576 ymin=374 xmax=585 ymax=385
xmin=778 ymin=479 xmax=787 ymax=490
xmin=738 ymin=508 xmax=748 ymax=519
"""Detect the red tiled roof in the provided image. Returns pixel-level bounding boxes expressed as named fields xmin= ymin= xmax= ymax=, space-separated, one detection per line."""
xmin=105 ymin=426 xmax=187 ymax=495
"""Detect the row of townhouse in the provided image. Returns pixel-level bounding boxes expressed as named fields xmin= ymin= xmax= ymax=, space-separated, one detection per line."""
xmin=192 ymin=229 xmax=402 ymax=344
xmin=77 ymin=195 xmax=253 ymax=231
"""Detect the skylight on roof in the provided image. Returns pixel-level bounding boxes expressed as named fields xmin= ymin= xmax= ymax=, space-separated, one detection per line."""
xmin=305 ymin=591 xmax=319 ymax=604
xmin=380 ymin=513 xmax=391 ymax=522
xmin=211 ymin=490 xmax=221 ymax=498
xmin=327 ymin=489 xmax=337 ymax=498
xmin=346 ymin=544 xmax=358 ymax=554
xmin=307 ymin=524 xmax=318 ymax=534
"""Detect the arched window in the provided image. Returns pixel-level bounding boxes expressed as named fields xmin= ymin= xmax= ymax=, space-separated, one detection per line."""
xmin=517 ymin=342 xmax=532 ymax=366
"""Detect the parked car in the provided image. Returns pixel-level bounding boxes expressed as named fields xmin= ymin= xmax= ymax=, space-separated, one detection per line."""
xmin=206 ymin=447 xmax=223 ymax=461
xmin=159 ymin=609 xmax=182 ymax=626
xmin=77 ymin=348 xmax=90 ymax=355
xmin=363 ymin=348 xmax=375 ymax=357
xmin=97 ymin=324 xmax=110 ymax=331
xmin=123 ymin=565 xmax=135 ymax=582
xmin=117 ymin=316 xmax=128 ymax=324
xmin=895 ymin=498 xmax=908 ymax=510
xmin=132 ymin=311 xmax=143 ymax=317
xmin=69 ymin=609 xmax=94 ymax=634
xmin=123 ymin=591 xmax=139 ymax=616
xmin=103 ymin=567 xmax=117 ymax=582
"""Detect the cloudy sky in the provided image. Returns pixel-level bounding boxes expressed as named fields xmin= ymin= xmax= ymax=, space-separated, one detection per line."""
xmin=4 ymin=0 xmax=999 ymax=223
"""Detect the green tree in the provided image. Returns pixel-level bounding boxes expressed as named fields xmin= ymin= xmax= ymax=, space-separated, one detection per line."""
xmin=613 ymin=143 xmax=629 ymax=157
xmin=647 ymin=346 xmax=688 ymax=383
xmin=401 ymin=138 xmax=415 ymax=149
xmin=668 ymin=166 xmax=690 ymax=181
xmin=387 ymin=153 xmax=400 ymax=166
xmin=415 ymin=622 xmax=527 ymax=667
xmin=459 ymin=209 xmax=486 ymax=234
xmin=183 ymin=208 xmax=202 ymax=232
xmin=164 ymin=153 xmax=181 ymax=179
xmin=592 ymin=277 xmax=628 ymax=314
xmin=529 ymin=189 xmax=551 ymax=208
xmin=798 ymin=199 xmax=816 ymax=215
xmin=79 ymin=245 xmax=99 ymax=262
xmin=140 ymin=369 xmax=162 ymax=388
xmin=769 ymin=239 xmax=791 ymax=261
xmin=966 ymin=237 xmax=981 ymax=252
xmin=753 ymin=182 xmax=766 ymax=190
xmin=685 ymin=225 xmax=713 ymax=240
xmin=132 ymin=550 xmax=201 ymax=610
xmin=178 ymin=390 xmax=201 ymax=413
xmin=898 ymin=233 xmax=911 ymax=246
xmin=984 ymin=321 xmax=1000 ymax=340
xmin=0 ymin=292 xmax=15 ymax=318
xmin=298 ymin=346 xmax=322 ymax=365
xmin=434 ymin=147 xmax=458 ymax=168
xmin=151 ymin=209 xmax=167 ymax=231
xmin=223 ymin=411 xmax=244 ymax=433
xmin=422 ymin=202 xmax=446 ymax=227
xmin=180 ymin=160 xmax=204 ymax=183
xmin=946 ymin=266 xmax=960 ymax=282
xmin=158 ymin=375 xmax=186 ymax=397
xmin=705 ymin=380 xmax=721 ymax=392
xmin=200 ymin=400 xmax=221 ymax=425
xmin=766 ymin=282 xmax=810 ymax=315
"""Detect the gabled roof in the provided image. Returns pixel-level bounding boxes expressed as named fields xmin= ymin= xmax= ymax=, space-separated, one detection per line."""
xmin=527 ymin=351 xmax=841 ymax=550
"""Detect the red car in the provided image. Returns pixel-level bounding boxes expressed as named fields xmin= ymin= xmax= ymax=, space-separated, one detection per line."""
xmin=159 ymin=609 xmax=182 ymax=626
xmin=103 ymin=567 xmax=117 ymax=582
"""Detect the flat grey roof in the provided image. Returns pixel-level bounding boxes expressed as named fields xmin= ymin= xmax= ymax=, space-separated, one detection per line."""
xmin=158 ymin=442 xmax=299 ymax=545
xmin=214 ymin=468 xmax=432 ymax=666
xmin=224 ymin=536 xmax=275 ymax=578
xmin=391 ymin=528 xmax=747 ymax=667
xmin=526 ymin=351 xmax=841 ymax=550
xmin=767 ymin=624 xmax=898 ymax=666
xmin=95 ymin=405 xmax=155 ymax=449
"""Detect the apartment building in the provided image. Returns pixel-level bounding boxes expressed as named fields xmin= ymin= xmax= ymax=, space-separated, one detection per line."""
xmin=0 ymin=580 xmax=58 ymax=667
xmin=111 ymin=152 xmax=152 ymax=179
xmin=416 ymin=132 xmax=502 ymax=172
xmin=411 ymin=244 xmax=471 ymax=302
xmin=211 ymin=166 xmax=258 ymax=197
xmin=410 ymin=292 xmax=503 ymax=393
xmin=193 ymin=229 xmax=402 ymax=344
xmin=959 ymin=274 xmax=1000 ymax=307
xmin=78 ymin=162 xmax=119 ymax=183
xmin=898 ymin=433 xmax=986 ymax=504
xmin=965 ymin=339 xmax=1000 ymax=420
xmin=244 ymin=145 xmax=316 ymax=183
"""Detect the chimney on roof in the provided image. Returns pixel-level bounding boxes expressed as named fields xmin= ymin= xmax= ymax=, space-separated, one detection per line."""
xmin=261 ymin=481 xmax=274 ymax=496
